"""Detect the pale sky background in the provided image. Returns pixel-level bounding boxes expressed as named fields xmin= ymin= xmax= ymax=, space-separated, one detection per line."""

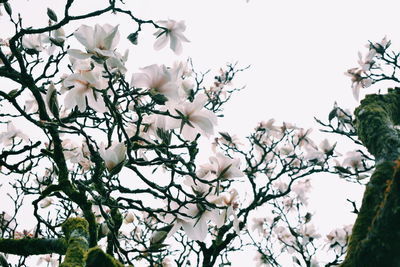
xmin=1 ymin=0 xmax=400 ymax=266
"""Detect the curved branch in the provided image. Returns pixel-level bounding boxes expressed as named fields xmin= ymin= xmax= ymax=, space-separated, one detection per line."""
xmin=0 ymin=238 xmax=66 ymax=256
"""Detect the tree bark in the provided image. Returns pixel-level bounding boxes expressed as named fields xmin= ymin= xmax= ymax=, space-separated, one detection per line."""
xmin=341 ymin=88 xmax=400 ymax=267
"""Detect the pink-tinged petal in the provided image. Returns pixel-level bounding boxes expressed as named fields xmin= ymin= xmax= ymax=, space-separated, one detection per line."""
xmin=230 ymin=208 xmax=240 ymax=234
xmin=103 ymin=25 xmax=120 ymax=50
xmin=64 ymin=89 xmax=77 ymax=110
xmin=75 ymin=93 xmax=87 ymax=112
xmin=182 ymin=125 xmax=198 ymax=141
xmin=229 ymin=166 xmax=244 ymax=178
xmin=154 ymin=34 xmax=169 ymax=51
xmin=153 ymin=28 xmax=164 ymax=37
xmin=161 ymin=82 xmax=180 ymax=100
xmin=209 ymin=209 xmax=225 ymax=228
xmin=67 ymin=49 xmax=91 ymax=59
xmin=106 ymin=57 xmax=127 ymax=74
xmin=175 ymin=21 xmax=187 ymax=32
xmin=93 ymin=24 xmax=107 ymax=49
xmin=131 ymin=73 xmax=151 ymax=88
xmin=190 ymin=115 xmax=214 ymax=135
xmin=174 ymin=31 xmax=190 ymax=43
xmin=64 ymin=88 xmax=86 ymax=112
xmin=74 ymin=25 xmax=95 ymax=50
xmin=93 ymin=48 xmax=115 ymax=58
xmin=167 ymin=221 xmax=181 ymax=239
xmin=181 ymin=217 xmax=207 ymax=241
xmin=169 ymin=34 xmax=182 ymax=55
xmin=165 ymin=117 xmax=180 ymax=130
xmin=192 ymin=94 xmax=208 ymax=110
xmin=201 ymin=109 xmax=218 ymax=124
xmin=352 ymin=84 xmax=360 ymax=101
xmin=87 ymin=91 xmax=107 ymax=113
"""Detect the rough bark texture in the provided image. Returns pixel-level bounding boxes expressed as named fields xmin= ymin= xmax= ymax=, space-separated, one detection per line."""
xmin=0 ymin=237 xmax=67 ymax=256
xmin=59 ymin=217 xmax=128 ymax=267
xmin=341 ymin=88 xmax=400 ymax=267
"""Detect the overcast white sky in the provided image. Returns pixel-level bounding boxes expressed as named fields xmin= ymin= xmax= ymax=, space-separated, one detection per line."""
xmin=2 ymin=0 xmax=400 ymax=265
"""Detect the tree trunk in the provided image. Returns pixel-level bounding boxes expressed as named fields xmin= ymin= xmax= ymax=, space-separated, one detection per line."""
xmin=341 ymin=88 xmax=400 ymax=267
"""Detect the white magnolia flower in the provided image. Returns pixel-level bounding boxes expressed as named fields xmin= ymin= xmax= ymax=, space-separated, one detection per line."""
xmin=299 ymin=223 xmax=321 ymax=244
xmin=163 ymin=202 xmax=209 ymax=241
xmin=207 ymin=188 xmax=241 ymax=234
xmin=68 ymin=57 xmax=92 ymax=73
xmin=184 ymin=174 xmax=214 ymax=196
xmin=304 ymin=145 xmax=325 ymax=163
xmin=0 ymin=38 xmax=11 ymax=66
xmin=251 ymin=217 xmax=268 ymax=236
xmin=138 ymin=113 xmax=167 ymax=142
xmin=357 ymin=49 xmax=376 ymax=72
xmin=167 ymin=94 xmax=218 ymax=140
xmin=254 ymin=251 xmax=271 ymax=267
xmin=279 ymin=143 xmax=294 ymax=156
xmin=124 ymin=212 xmax=136 ymax=224
xmin=22 ymin=34 xmax=46 ymax=52
xmin=274 ymin=225 xmax=295 ymax=245
xmin=319 ymin=138 xmax=335 ymax=154
xmin=49 ymin=28 xmax=66 ymax=45
xmin=198 ymin=152 xmax=244 ymax=181
xmin=37 ymin=254 xmax=58 ymax=267
xmin=273 ymin=181 xmax=288 ymax=193
xmin=170 ymin=61 xmax=194 ymax=98
xmin=342 ymin=151 xmax=363 ymax=169
xmin=63 ymin=68 xmax=108 ymax=113
xmin=39 ymin=197 xmax=54 ymax=208
xmin=0 ymin=121 xmax=29 ymax=146
xmin=104 ymin=49 xmax=129 ymax=74
xmin=211 ymin=132 xmax=243 ymax=153
xmin=326 ymin=224 xmax=352 ymax=247
xmin=45 ymin=28 xmax=66 ymax=55
xmin=69 ymin=24 xmax=120 ymax=59
xmin=162 ymin=257 xmax=176 ymax=267
xmin=292 ymin=179 xmax=312 ymax=204
xmin=153 ymin=19 xmax=189 ymax=55
xmin=256 ymin=118 xmax=283 ymax=139
xmin=131 ymin=64 xmax=180 ymax=101
xmin=345 ymin=67 xmax=373 ymax=101
xmin=62 ymin=139 xmax=91 ymax=168
xmin=100 ymin=222 xmax=110 ymax=235
xmin=294 ymin=128 xmax=315 ymax=148
xmin=99 ymin=142 xmax=126 ymax=172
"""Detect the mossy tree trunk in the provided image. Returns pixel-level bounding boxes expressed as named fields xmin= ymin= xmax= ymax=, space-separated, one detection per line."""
xmin=0 ymin=218 xmax=127 ymax=267
xmin=341 ymin=88 xmax=400 ymax=267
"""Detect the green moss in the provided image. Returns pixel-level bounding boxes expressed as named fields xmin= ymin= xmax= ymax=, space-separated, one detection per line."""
xmin=341 ymin=88 xmax=400 ymax=266
xmin=59 ymin=218 xmax=130 ymax=267
xmin=59 ymin=238 xmax=87 ymax=267
xmin=62 ymin=217 xmax=89 ymax=240
xmin=59 ymin=218 xmax=89 ymax=267
xmin=354 ymin=88 xmax=400 ymax=161
xmin=342 ymin=161 xmax=395 ymax=266
xmin=0 ymin=238 xmax=66 ymax=256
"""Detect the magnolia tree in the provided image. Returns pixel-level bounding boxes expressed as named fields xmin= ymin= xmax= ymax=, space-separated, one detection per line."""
xmin=0 ymin=1 xmax=395 ymax=267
